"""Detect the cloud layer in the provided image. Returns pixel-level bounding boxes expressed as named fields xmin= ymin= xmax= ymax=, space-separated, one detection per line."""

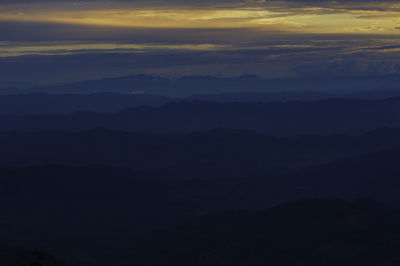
xmin=1 ymin=0 xmax=400 ymax=84
xmin=1 ymin=0 xmax=400 ymax=34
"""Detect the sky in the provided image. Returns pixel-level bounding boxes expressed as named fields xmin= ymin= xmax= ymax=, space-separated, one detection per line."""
xmin=1 ymin=0 xmax=400 ymax=85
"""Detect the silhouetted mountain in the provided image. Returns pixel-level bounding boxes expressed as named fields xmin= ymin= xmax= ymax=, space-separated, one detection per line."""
xmin=27 ymin=75 xmax=171 ymax=95
xmin=8 ymin=74 xmax=400 ymax=97
xmin=0 ymin=91 xmax=337 ymax=116
xmin=1 ymin=128 xmax=400 ymax=215
xmin=0 ymin=91 xmax=333 ymax=116
xmin=0 ymin=247 xmax=68 ymax=266
xmin=0 ymin=81 xmax=37 ymax=95
xmin=1 ymin=88 xmax=400 ymax=265
xmin=3 ymin=88 xmax=400 ymax=117
xmin=129 ymin=198 xmax=400 ymax=266
xmin=282 ymin=148 xmax=400 ymax=205
xmin=0 ymin=93 xmax=170 ymax=115
xmin=2 ymin=128 xmax=400 ymax=176
xmin=2 ymin=98 xmax=400 ymax=134
xmin=188 ymin=91 xmax=334 ymax=102
xmin=0 ymin=165 xmax=227 ymax=230
xmin=2 ymin=148 xmax=400 ymax=264
xmin=0 ymin=165 xmax=281 ymax=265
xmin=1 ymin=75 xmax=270 ymax=96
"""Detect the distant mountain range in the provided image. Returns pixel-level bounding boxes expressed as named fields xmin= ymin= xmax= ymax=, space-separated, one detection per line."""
xmin=0 ymin=93 xmax=170 ymax=115
xmin=0 ymin=91 xmax=336 ymax=116
xmin=3 ymin=74 xmax=400 ymax=97
xmin=2 ymin=74 xmax=400 ymax=265
xmin=2 ymin=98 xmax=400 ymax=135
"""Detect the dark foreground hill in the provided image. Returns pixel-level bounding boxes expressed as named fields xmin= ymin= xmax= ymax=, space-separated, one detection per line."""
xmin=0 ymin=247 xmax=68 ymax=266
xmin=0 ymin=165 xmax=238 ymax=265
xmin=1 ymin=146 xmax=400 ymax=265
xmin=128 ymin=198 xmax=400 ymax=266
xmin=2 ymin=98 xmax=400 ymax=134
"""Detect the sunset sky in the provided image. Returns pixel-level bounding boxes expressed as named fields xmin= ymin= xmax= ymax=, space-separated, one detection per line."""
xmin=1 ymin=0 xmax=400 ymax=84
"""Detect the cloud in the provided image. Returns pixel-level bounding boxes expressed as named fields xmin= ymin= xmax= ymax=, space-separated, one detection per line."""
xmin=0 ymin=21 xmax=291 ymax=44
xmin=2 ymin=36 xmax=400 ymax=84
xmin=1 ymin=2 xmax=399 ymax=37
xmin=1 ymin=0 xmax=400 ymax=84
xmin=1 ymin=0 xmax=400 ymax=36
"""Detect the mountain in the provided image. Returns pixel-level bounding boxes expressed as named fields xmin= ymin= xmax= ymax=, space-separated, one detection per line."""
xmin=2 ymin=88 xmax=400 ymax=117
xmin=128 ymin=198 xmax=400 ymax=266
xmin=0 ymin=164 xmax=285 ymax=265
xmin=0 ymin=93 xmax=170 ymax=115
xmin=0 ymin=165 xmax=234 ymax=265
xmin=188 ymin=90 xmax=334 ymax=102
xmin=1 ymin=128 xmax=400 ymax=207
xmin=0 ymin=75 xmax=277 ymax=96
xmin=2 ymin=128 xmax=400 ymax=175
xmin=24 ymin=75 xmax=172 ymax=95
xmin=2 ymin=147 xmax=400 ymax=264
xmin=0 ymin=247 xmax=68 ymax=266
xmin=282 ymin=148 xmax=400 ymax=205
xmin=2 ymin=98 xmax=400 ymax=134
xmin=6 ymin=74 xmax=400 ymax=97
xmin=0 ymin=91 xmax=332 ymax=116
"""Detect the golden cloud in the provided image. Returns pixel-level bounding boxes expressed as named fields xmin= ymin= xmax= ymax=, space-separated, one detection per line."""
xmin=0 ymin=1 xmax=400 ymax=35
